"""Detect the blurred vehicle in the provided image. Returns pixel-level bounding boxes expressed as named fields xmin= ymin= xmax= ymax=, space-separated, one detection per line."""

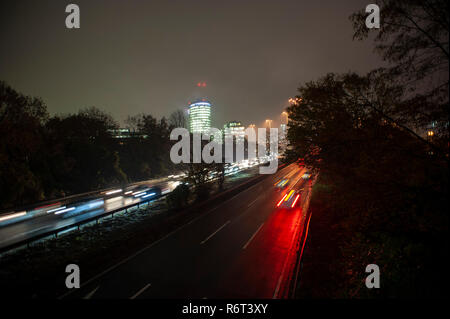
xmin=302 ymin=172 xmax=311 ymax=179
xmin=274 ymin=178 xmax=289 ymax=191
xmin=168 ymin=173 xmax=186 ymax=180
xmin=276 ymin=190 xmax=301 ymax=209
xmin=148 ymin=186 xmax=162 ymax=198
xmin=56 ymin=198 xmax=105 ymax=219
xmin=123 ymin=185 xmax=162 ymax=199
xmin=123 ymin=185 xmax=148 ymax=197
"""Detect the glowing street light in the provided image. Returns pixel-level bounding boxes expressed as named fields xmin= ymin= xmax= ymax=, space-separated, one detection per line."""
xmin=288 ymin=97 xmax=302 ymax=106
xmin=281 ymin=111 xmax=288 ymax=124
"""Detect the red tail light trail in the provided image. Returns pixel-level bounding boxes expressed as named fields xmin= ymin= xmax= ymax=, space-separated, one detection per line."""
xmin=277 ymin=194 xmax=288 ymax=207
xmin=291 ymin=194 xmax=300 ymax=208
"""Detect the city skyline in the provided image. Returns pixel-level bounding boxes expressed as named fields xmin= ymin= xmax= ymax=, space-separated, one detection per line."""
xmin=1 ymin=0 xmax=446 ymax=304
xmin=0 ymin=0 xmax=383 ymax=128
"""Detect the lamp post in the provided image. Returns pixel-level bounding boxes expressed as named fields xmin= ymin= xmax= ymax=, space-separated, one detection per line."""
xmin=288 ymin=97 xmax=302 ymax=106
xmin=281 ymin=111 xmax=288 ymax=124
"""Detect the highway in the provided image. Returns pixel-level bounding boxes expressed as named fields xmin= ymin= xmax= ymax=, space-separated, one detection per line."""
xmin=63 ymin=163 xmax=313 ymax=299
xmin=0 ymin=160 xmax=267 ymax=252
xmin=0 ymin=178 xmax=180 ymax=251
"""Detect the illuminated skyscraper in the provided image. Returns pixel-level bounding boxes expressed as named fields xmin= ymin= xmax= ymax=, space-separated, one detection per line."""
xmin=224 ymin=121 xmax=245 ymax=144
xmin=188 ymin=100 xmax=211 ymax=134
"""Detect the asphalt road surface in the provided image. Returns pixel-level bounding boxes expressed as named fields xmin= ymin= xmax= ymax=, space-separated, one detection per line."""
xmin=64 ymin=163 xmax=312 ymax=299
xmin=0 ymin=163 xmax=263 ymax=251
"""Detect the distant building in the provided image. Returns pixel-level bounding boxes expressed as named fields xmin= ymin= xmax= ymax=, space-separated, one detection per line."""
xmin=109 ymin=128 xmax=132 ymax=139
xmin=188 ymin=100 xmax=211 ymax=135
xmin=426 ymin=121 xmax=437 ymax=140
xmin=224 ymin=121 xmax=245 ymax=144
xmin=108 ymin=128 xmax=147 ymax=140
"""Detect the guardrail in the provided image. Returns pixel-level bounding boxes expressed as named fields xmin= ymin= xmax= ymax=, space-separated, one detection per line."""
xmin=0 ymin=193 xmax=167 ymax=254
xmin=0 ymin=176 xmax=173 ymax=219
xmin=0 ymin=167 xmax=243 ymax=254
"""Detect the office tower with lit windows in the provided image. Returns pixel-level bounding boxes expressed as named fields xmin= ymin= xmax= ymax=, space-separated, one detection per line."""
xmin=224 ymin=121 xmax=245 ymax=144
xmin=188 ymin=100 xmax=211 ymax=134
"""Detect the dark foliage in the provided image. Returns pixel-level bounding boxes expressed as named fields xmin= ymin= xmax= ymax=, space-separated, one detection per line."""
xmin=0 ymin=82 xmax=176 ymax=209
xmin=166 ymin=183 xmax=191 ymax=210
xmin=289 ymin=0 xmax=448 ymax=297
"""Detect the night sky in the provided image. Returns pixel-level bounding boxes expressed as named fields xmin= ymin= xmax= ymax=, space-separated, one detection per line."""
xmin=0 ymin=0 xmax=382 ymax=128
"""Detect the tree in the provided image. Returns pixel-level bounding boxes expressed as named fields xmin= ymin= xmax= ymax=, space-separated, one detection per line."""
xmin=45 ymin=107 xmax=127 ymax=194
xmin=168 ymin=109 xmax=188 ymax=129
xmin=351 ymin=0 xmax=448 ymax=88
xmin=182 ymin=134 xmax=227 ymax=200
xmin=350 ymin=0 xmax=449 ymax=149
xmin=213 ymin=162 xmax=226 ymax=190
xmin=185 ymin=162 xmax=211 ymax=200
xmin=121 ymin=113 xmax=174 ymax=181
xmin=285 ymin=1 xmax=449 ymax=298
xmin=166 ymin=183 xmax=190 ymax=210
xmin=0 ymin=81 xmax=49 ymax=208
xmin=0 ymin=81 xmax=182 ymax=208
xmin=287 ymin=72 xmax=448 ymax=297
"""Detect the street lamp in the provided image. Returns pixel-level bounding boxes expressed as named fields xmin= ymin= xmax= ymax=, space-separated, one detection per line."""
xmin=281 ymin=111 xmax=288 ymax=124
xmin=288 ymin=97 xmax=302 ymax=106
